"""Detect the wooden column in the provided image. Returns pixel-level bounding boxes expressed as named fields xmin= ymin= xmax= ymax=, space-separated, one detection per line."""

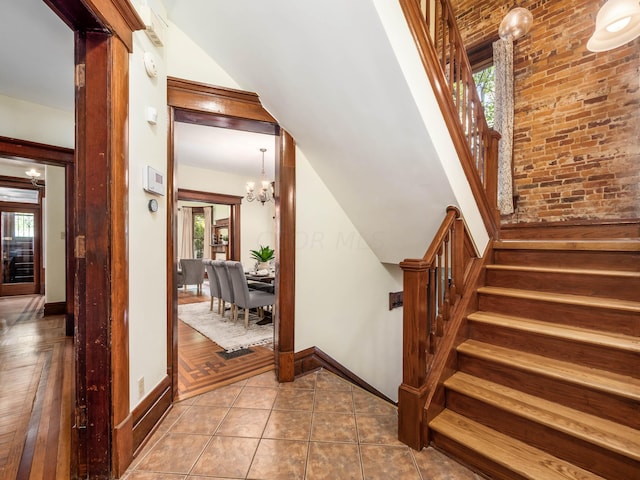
xmin=485 ymin=129 xmax=501 ymax=224
xmin=275 ymin=130 xmax=296 ymax=382
xmin=397 ymin=258 xmax=430 ymax=450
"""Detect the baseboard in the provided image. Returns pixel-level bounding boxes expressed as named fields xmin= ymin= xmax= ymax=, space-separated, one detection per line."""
xmin=131 ymin=375 xmax=172 ymax=454
xmin=43 ymin=301 xmax=66 ymax=316
xmin=294 ymin=346 xmax=396 ymax=405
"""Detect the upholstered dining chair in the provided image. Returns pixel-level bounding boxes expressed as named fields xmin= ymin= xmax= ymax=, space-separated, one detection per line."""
xmin=212 ymin=260 xmax=234 ymax=319
xmin=204 ymin=260 xmax=222 ymax=314
xmin=179 ymin=258 xmax=205 ymax=294
xmin=226 ymin=261 xmax=275 ymax=329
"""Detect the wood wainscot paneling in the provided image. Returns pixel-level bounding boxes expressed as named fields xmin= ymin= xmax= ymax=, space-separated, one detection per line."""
xmin=131 ymin=376 xmax=172 ymax=455
xmin=294 ymin=346 xmax=396 ymax=406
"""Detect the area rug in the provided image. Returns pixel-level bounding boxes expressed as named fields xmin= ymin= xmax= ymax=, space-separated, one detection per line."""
xmin=178 ymin=301 xmax=273 ymax=352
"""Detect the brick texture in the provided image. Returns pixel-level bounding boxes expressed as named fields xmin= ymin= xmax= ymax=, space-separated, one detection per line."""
xmin=452 ymin=0 xmax=639 ymax=223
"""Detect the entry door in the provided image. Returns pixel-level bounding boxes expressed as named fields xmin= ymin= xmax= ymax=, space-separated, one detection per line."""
xmin=0 ymin=207 xmax=40 ymax=296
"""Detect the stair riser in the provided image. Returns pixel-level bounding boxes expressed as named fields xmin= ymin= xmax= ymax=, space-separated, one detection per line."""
xmin=485 ymin=269 xmax=640 ymax=302
xmin=430 ymin=430 xmax=530 ymax=480
xmin=478 ymin=294 xmax=639 ymax=336
xmin=493 ymin=250 xmax=640 ymax=272
xmin=468 ymin=321 xmax=639 ymax=378
xmin=457 ymin=354 xmax=640 ymax=430
xmin=445 ymin=390 xmax=639 ymax=479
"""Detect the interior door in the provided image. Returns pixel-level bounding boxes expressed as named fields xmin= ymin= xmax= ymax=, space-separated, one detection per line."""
xmin=0 ymin=206 xmax=40 ymax=296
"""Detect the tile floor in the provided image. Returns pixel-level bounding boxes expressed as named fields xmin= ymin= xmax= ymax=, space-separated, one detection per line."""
xmin=122 ymin=369 xmax=483 ymax=480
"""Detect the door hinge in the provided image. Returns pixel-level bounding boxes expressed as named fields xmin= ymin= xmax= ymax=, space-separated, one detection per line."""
xmin=76 ymin=405 xmax=88 ymax=429
xmin=75 ymin=235 xmax=85 ymax=258
xmin=75 ymin=64 xmax=85 ymax=88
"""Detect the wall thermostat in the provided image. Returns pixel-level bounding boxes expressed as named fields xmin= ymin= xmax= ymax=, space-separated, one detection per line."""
xmin=143 ymin=165 xmax=165 ymax=196
xmin=148 ymin=198 xmax=159 ymax=212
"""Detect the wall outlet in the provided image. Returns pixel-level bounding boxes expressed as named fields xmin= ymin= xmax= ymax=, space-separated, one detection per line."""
xmin=389 ymin=291 xmax=403 ymax=310
xmin=137 ymin=377 xmax=145 ymax=397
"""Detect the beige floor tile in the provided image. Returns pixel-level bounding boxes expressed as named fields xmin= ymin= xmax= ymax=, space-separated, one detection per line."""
xmin=412 ymin=446 xmax=484 ymax=479
xmin=314 ymin=389 xmax=354 ymax=413
xmin=233 ymin=385 xmax=279 ymax=409
xmin=356 ymin=415 xmax=403 ymax=446
xmin=135 ymin=433 xmax=210 ymax=474
xmin=215 ymin=407 xmax=270 ymax=437
xmin=247 ymin=439 xmax=308 ymax=479
xmin=273 ymin=388 xmax=314 ymax=411
xmin=279 ymin=371 xmax=317 ymax=390
xmin=169 ymin=406 xmax=229 ymax=435
xmin=360 ymin=445 xmax=421 ymax=480
xmin=352 ymin=389 xmax=397 ymax=416
xmin=155 ymin=405 xmax=192 ymax=433
xmin=192 ymin=384 xmax=243 ymax=407
xmin=123 ymin=473 xmax=186 ymax=480
xmin=245 ymin=369 xmax=279 ymax=387
xmin=306 ymin=442 xmax=363 ymax=480
xmin=315 ymin=370 xmax=352 ymax=391
xmin=263 ymin=410 xmax=312 ymax=441
xmin=190 ymin=436 xmax=259 ymax=478
xmin=310 ymin=412 xmax=357 ymax=443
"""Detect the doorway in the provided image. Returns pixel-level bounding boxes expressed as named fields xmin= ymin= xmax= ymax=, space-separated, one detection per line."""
xmin=167 ymin=78 xmax=297 ymax=401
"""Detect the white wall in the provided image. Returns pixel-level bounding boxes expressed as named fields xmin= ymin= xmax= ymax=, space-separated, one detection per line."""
xmin=0 ymin=94 xmax=73 ymax=148
xmin=295 ymin=149 xmax=404 ymax=401
xmin=127 ymin=6 xmax=245 ymax=408
xmin=44 ymin=165 xmax=66 ymax=303
xmin=177 ymin=164 xmax=276 ymax=269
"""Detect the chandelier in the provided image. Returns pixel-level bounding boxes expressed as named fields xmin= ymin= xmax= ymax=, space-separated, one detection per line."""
xmin=246 ymin=148 xmax=273 ymax=205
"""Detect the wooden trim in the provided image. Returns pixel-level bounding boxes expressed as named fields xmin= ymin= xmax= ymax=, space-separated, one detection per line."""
xmin=275 ymin=131 xmax=296 ymax=382
xmin=167 ymin=106 xmax=179 ymax=398
xmin=294 ymin=346 xmax=396 ymax=405
xmin=0 ymin=136 xmax=74 ymax=165
xmin=44 ymin=0 xmax=144 ymax=52
xmin=131 ymin=376 xmax=172 ymax=453
xmin=178 ymin=189 xmax=243 ymax=205
xmin=44 ymin=302 xmax=66 ymax=316
xmin=167 ymin=77 xmax=278 ymax=124
xmin=500 ymin=219 xmax=640 ymax=240
xmin=399 ymin=0 xmax=498 ymax=238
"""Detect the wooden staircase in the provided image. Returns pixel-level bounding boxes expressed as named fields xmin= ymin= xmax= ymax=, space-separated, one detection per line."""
xmin=428 ymin=240 xmax=640 ymax=479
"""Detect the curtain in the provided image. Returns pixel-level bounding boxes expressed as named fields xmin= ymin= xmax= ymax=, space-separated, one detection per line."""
xmin=180 ymin=206 xmax=193 ymax=259
xmin=493 ymin=38 xmax=515 ymax=215
xmin=203 ymin=206 xmax=212 ymax=259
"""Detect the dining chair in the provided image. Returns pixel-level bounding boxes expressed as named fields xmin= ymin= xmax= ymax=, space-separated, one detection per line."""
xmin=212 ymin=260 xmax=235 ymax=319
xmin=179 ymin=258 xmax=205 ymax=294
xmin=204 ymin=260 xmax=222 ymax=314
xmin=226 ymin=261 xmax=275 ymax=329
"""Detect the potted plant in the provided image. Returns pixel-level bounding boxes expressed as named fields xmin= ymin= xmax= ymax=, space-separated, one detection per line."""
xmin=250 ymin=245 xmax=275 ymax=271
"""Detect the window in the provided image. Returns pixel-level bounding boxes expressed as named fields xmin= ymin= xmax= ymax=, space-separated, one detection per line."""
xmin=192 ymin=212 xmax=205 ymax=259
xmin=14 ymin=213 xmax=35 ymax=238
xmin=473 ymin=65 xmax=495 ymax=128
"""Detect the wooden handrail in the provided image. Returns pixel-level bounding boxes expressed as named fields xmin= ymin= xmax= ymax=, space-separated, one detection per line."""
xmin=399 ymin=0 xmax=500 ymax=236
xmin=398 ymin=206 xmax=478 ymax=449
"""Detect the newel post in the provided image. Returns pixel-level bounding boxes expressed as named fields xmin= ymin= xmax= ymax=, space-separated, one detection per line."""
xmin=398 ymin=258 xmax=430 ymax=450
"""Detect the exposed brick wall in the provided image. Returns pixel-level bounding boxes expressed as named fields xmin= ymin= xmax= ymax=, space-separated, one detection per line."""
xmin=452 ymin=0 xmax=640 ymax=223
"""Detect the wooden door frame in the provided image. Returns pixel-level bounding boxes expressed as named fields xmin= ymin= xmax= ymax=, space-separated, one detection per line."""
xmin=44 ymin=0 xmax=143 ymax=478
xmin=177 ymin=189 xmax=243 ymax=261
xmin=0 ymin=137 xmax=75 ymax=333
xmin=167 ymin=78 xmax=296 ymax=397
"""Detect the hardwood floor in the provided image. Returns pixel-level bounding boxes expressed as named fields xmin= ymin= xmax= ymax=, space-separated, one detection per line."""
xmin=176 ymin=286 xmax=275 ymax=401
xmin=0 ymin=294 xmax=72 ymax=480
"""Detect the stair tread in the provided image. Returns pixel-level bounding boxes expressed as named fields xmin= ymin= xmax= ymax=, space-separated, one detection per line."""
xmin=445 ymin=372 xmax=640 ymax=460
xmin=493 ymin=240 xmax=640 ymax=252
xmin=477 ymin=286 xmax=640 ymax=312
xmin=486 ymin=264 xmax=640 ymax=278
xmin=467 ymin=311 xmax=640 ymax=353
xmin=430 ymin=410 xmax=606 ymax=480
xmin=457 ymin=340 xmax=640 ymax=401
